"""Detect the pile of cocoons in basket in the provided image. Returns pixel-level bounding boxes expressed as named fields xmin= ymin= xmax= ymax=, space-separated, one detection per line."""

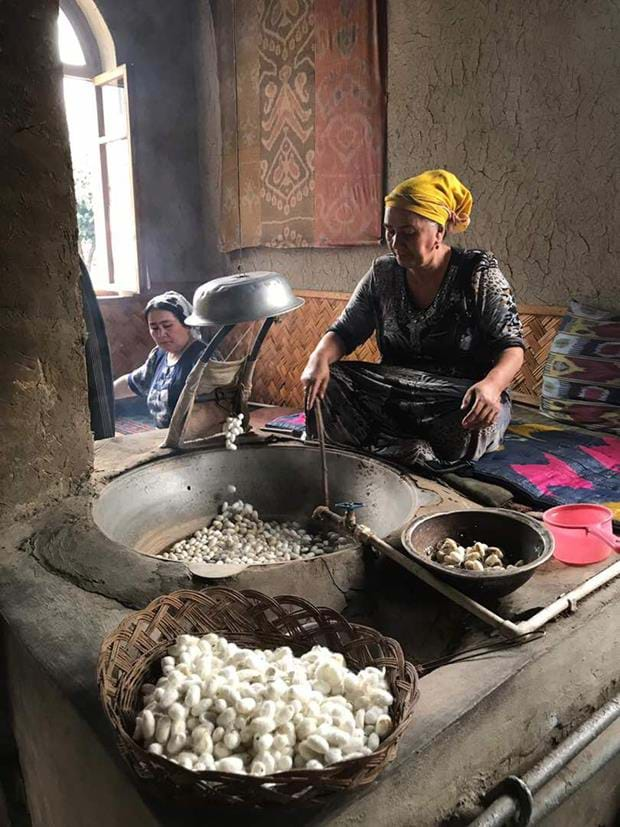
xmin=133 ymin=633 xmax=394 ymax=775
xmin=159 ymin=498 xmax=349 ymax=565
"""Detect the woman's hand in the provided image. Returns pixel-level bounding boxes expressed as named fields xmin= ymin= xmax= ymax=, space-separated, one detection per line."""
xmin=301 ymin=354 xmax=331 ymax=409
xmin=461 ymin=379 xmax=502 ymax=430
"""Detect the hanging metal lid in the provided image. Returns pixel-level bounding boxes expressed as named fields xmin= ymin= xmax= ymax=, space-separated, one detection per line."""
xmin=185 ymin=271 xmax=304 ymax=326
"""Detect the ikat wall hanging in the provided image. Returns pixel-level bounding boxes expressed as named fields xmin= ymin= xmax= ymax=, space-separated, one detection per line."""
xmin=213 ymin=0 xmax=385 ymax=251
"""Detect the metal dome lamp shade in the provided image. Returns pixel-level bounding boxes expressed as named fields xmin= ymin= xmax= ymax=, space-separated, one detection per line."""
xmin=185 ymin=271 xmax=303 ymax=326
xmin=165 ymin=272 xmax=304 ymax=451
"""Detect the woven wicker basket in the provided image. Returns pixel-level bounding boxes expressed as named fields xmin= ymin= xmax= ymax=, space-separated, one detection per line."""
xmin=97 ymin=587 xmax=419 ymax=808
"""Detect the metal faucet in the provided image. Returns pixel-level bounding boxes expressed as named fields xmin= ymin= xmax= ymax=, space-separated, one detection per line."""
xmin=335 ymin=501 xmax=365 ymax=530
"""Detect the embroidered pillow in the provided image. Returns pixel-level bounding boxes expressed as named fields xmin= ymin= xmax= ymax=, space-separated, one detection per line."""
xmin=540 ymin=300 xmax=620 ymax=433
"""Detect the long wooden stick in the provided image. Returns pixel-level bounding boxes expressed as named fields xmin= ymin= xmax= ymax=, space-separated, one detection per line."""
xmin=314 ymin=399 xmax=330 ymax=508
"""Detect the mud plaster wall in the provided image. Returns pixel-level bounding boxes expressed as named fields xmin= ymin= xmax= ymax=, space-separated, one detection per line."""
xmin=0 ymin=0 xmax=92 ymax=521
xmin=197 ymin=0 xmax=619 ymax=307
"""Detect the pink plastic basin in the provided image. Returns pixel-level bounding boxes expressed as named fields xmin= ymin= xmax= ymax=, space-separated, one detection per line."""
xmin=543 ymin=504 xmax=620 ymax=565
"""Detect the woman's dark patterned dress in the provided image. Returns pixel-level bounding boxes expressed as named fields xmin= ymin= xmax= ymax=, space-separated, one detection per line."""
xmin=309 ymin=248 xmax=524 ymax=469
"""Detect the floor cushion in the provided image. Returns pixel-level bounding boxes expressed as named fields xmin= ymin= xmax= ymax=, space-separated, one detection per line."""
xmin=472 ymin=411 xmax=620 ymax=525
xmin=540 ymin=300 xmax=620 ymax=433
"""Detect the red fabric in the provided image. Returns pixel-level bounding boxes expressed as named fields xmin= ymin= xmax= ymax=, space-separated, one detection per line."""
xmin=314 ymin=0 xmax=384 ymax=245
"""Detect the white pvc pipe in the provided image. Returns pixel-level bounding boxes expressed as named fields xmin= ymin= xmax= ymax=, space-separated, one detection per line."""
xmin=515 ymin=559 xmax=620 ymax=635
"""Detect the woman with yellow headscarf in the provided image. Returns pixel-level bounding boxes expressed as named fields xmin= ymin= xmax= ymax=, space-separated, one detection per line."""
xmin=301 ymin=170 xmax=525 ymax=469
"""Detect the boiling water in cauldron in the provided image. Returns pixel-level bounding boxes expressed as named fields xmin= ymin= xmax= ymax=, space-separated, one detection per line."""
xmin=92 ymin=444 xmax=418 ymax=560
xmin=160 ymin=498 xmax=348 ymax=566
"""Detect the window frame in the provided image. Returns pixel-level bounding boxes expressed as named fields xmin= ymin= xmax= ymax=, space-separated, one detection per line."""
xmin=60 ymin=0 xmax=142 ymax=296
xmin=60 ymin=0 xmax=102 ymax=77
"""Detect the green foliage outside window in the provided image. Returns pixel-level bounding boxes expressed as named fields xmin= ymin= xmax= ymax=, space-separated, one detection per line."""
xmin=75 ymin=170 xmax=96 ymax=268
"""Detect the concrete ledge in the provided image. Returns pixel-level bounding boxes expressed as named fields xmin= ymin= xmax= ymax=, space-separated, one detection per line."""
xmin=0 ymin=432 xmax=617 ymax=825
xmin=0 ymin=514 xmax=617 ymax=826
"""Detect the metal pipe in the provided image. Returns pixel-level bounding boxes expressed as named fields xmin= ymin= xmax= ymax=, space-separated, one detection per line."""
xmin=313 ymin=506 xmax=523 ymax=639
xmin=529 ymin=718 xmax=620 ymax=823
xmin=313 ymin=507 xmax=620 ymax=640
xmin=314 ymin=507 xmax=620 ymax=822
xmin=515 ymin=695 xmax=620 ymax=791
xmin=470 ymin=694 xmax=620 ymax=826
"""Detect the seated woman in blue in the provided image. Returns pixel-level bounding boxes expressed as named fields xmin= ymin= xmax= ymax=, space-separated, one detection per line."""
xmin=113 ymin=291 xmax=205 ymax=428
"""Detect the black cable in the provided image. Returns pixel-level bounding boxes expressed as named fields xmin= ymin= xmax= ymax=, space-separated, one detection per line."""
xmin=417 ymin=631 xmax=545 ymax=676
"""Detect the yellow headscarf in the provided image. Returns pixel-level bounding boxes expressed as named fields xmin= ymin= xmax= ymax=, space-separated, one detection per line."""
xmin=384 ymin=169 xmax=473 ymax=233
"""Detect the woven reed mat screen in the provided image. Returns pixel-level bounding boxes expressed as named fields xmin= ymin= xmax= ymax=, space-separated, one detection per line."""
xmin=510 ymin=305 xmax=564 ymax=406
xmin=99 ymin=296 xmax=154 ymax=378
xmin=212 ymin=0 xmax=384 ymax=251
xmin=245 ymin=293 xmax=564 ymax=410
xmin=247 ymin=291 xmax=379 ymax=409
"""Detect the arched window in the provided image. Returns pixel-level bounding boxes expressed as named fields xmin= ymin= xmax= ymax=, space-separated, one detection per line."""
xmin=59 ymin=2 xmax=139 ymax=294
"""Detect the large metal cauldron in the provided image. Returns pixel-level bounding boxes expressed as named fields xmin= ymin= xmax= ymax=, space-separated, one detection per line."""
xmin=92 ymin=443 xmax=418 ymax=558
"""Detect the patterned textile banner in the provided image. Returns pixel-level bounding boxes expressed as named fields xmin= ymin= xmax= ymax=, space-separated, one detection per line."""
xmin=213 ymin=0 xmax=384 ymax=251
